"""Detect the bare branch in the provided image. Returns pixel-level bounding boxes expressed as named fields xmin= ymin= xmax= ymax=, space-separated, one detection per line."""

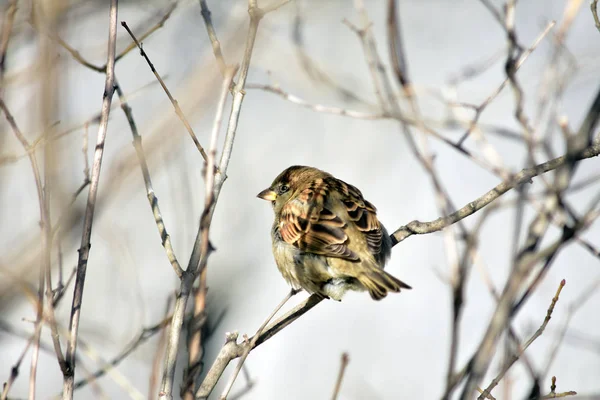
xmin=120 ymin=21 xmax=210 ymax=164
xmin=196 ymin=294 xmax=324 ymax=399
xmin=159 ymin=65 xmax=238 ymax=400
xmin=390 ymin=142 xmax=600 ymax=245
xmin=199 ymin=0 xmax=228 ymax=74
xmin=591 ymin=0 xmax=600 ymax=33
xmin=330 ymin=353 xmax=350 ymax=400
xmin=114 ymin=79 xmax=184 ymax=278
xmin=219 ymin=289 xmax=298 ymax=400
xmin=63 ymin=1 xmax=119 ymax=398
xmin=246 ymin=83 xmax=388 ymax=119
xmin=478 ymin=280 xmax=566 ymax=399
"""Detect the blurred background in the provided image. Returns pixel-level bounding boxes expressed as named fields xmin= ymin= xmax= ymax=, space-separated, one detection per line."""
xmin=1 ymin=0 xmax=599 ymax=399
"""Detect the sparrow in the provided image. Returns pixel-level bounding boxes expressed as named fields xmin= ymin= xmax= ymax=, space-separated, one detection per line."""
xmin=257 ymin=165 xmax=411 ymax=301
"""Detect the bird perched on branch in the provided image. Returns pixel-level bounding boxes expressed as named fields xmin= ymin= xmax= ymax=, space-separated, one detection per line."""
xmin=257 ymin=165 xmax=411 ymax=301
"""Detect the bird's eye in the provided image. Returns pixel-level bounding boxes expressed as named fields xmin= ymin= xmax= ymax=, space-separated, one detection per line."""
xmin=279 ymin=184 xmax=289 ymax=194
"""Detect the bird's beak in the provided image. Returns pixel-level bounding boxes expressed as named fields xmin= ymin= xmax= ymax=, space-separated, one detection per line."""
xmin=257 ymin=188 xmax=277 ymax=201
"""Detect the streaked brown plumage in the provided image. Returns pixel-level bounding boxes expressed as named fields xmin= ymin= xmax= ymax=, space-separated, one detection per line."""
xmin=257 ymin=166 xmax=411 ymax=300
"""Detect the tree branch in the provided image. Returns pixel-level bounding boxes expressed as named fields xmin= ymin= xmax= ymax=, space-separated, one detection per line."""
xmin=63 ymin=1 xmax=119 ymax=398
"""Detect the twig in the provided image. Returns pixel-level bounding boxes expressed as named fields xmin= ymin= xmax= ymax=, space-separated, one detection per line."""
xmin=114 ymin=2 xmax=177 ymax=65
xmin=199 ymin=0 xmax=228 ymax=75
xmin=447 ymin=49 xmax=504 ymax=86
xmin=591 ymin=0 xmax=600 ymax=33
xmin=179 ymin=65 xmax=238 ymax=400
xmin=149 ymin=297 xmax=173 ymax=400
xmin=196 ymin=294 xmax=324 ymax=399
xmin=158 ymin=65 xmax=237 ymax=400
xmin=246 ymin=83 xmax=388 ymax=119
xmin=68 ymin=315 xmax=172 ymax=393
xmin=457 ymin=21 xmax=556 ymax=146
xmin=478 ymin=280 xmax=566 ymax=399
xmin=331 ymin=353 xmax=350 ymax=400
xmin=452 ymin=83 xmax=600 ymax=398
xmin=66 ymin=332 xmax=144 ymax=400
xmin=504 ymin=0 xmax=540 ymax=169
xmin=0 ymin=0 xmax=17 ymax=93
xmin=0 ymin=324 xmax=35 ymax=400
xmin=539 ymin=376 xmax=577 ymax=399
xmin=477 ymin=0 xmax=504 ymax=27
xmin=219 ymin=289 xmax=298 ymax=400
xmin=390 ymin=141 xmax=600 ymax=246
xmin=0 ymin=97 xmax=67 ymax=397
xmin=32 ymin=2 xmax=178 ymax=74
xmin=114 ymin=78 xmax=184 ymax=277
xmin=386 ymin=0 xmax=409 ymax=88
xmin=120 ymin=21 xmax=210 ymax=163
xmin=161 ymin=1 xmax=290 ymax=398
xmin=341 ymin=18 xmax=388 ymax=113
xmin=291 ymin=1 xmax=366 ymax=104
xmin=63 ymin=1 xmax=119 ymax=398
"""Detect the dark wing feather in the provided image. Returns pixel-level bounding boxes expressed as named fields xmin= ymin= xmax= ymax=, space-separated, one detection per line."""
xmin=279 ymin=178 xmax=358 ymax=260
xmin=327 ymin=178 xmax=384 ymax=256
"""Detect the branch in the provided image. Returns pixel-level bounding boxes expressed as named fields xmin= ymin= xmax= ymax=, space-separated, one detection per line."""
xmin=330 ymin=353 xmax=350 ymax=400
xmin=158 ymin=65 xmax=237 ymax=400
xmin=68 ymin=316 xmax=171 ymax=393
xmin=199 ymin=0 xmax=228 ymax=75
xmin=120 ymin=21 xmax=211 ymax=163
xmin=246 ymin=83 xmax=388 ymax=119
xmin=478 ymin=280 xmax=566 ymax=399
xmin=114 ymin=78 xmax=184 ymax=278
xmin=539 ymin=376 xmax=577 ymax=399
xmin=161 ymin=1 xmax=291 ymax=398
xmin=0 ymin=0 xmax=17 ymax=93
xmin=196 ymin=294 xmax=324 ymax=399
xmin=390 ymin=141 xmax=600 ymax=246
xmin=63 ymin=1 xmax=118 ymax=398
xmin=218 ymin=289 xmax=298 ymax=399
xmin=591 ymin=0 xmax=600 ymax=33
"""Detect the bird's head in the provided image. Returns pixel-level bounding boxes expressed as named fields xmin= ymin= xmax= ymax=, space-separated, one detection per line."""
xmin=257 ymin=165 xmax=327 ymax=213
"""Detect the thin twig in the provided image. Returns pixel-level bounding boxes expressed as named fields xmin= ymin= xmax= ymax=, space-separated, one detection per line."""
xmin=32 ymin=2 xmax=178 ymax=74
xmin=63 ymin=1 xmax=119 ymax=398
xmin=331 ymin=353 xmax=350 ymax=400
xmin=120 ymin=21 xmax=211 ymax=163
xmin=478 ymin=280 xmax=566 ymax=399
xmin=149 ymin=297 xmax=173 ymax=400
xmin=539 ymin=376 xmax=577 ymax=399
xmin=179 ymin=65 xmax=237 ymax=400
xmin=1 ymin=327 xmax=35 ymax=400
xmin=196 ymin=294 xmax=324 ymax=399
xmin=390 ymin=141 xmax=600 ymax=246
xmin=199 ymin=0 xmax=228 ymax=75
xmin=161 ymin=1 xmax=290 ymax=398
xmin=457 ymin=21 xmax=556 ymax=146
xmin=0 ymin=0 xmax=18 ymax=93
xmin=114 ymin=78 xmax=184 ymax=277
xmin=246 ymin=83 xmax=388 ymax=119
xmin=0 ymin=96 xmax=68 ymax=396
xmin=159 ymin=65 xmax=237 ymax=400
xmin=68 ymin=315 xmax=172 ymax=394
xmin=219 ymin=289 xmax=298 ymax=400
xmin=591 ymin=0 xmax=600 ymax=33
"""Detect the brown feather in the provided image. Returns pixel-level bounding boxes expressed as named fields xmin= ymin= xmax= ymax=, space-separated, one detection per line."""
xmin=279 ymin=179 xmax=360 ymax=261
xmin=260 ymin=165 xmax=412 ymax=301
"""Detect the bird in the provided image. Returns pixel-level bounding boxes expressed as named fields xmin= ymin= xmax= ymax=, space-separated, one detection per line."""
xmin=257 ymin=165 xmax=411 ymax=301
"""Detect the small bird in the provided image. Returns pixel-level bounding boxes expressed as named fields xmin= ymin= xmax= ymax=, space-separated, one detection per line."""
xmin=257 ymin=165 xmax=411 ymax=301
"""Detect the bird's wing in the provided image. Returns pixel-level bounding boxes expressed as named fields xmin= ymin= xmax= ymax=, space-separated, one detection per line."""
xmin=279 ymin=177 xmax=359 ymax=260
xmin=327 ymin=177 xmax=384 ymax=256
xmin=279 ymin=176 xmax=384 ymax=260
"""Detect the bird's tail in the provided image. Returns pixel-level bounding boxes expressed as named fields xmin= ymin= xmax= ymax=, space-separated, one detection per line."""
xmin=357 ymin=269 xmax=412 ymax=300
